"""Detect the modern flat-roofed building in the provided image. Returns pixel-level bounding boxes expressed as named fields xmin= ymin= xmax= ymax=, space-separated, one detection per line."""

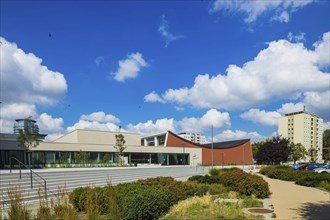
xmin=1 ymin=129 xmax=253 ymax=168
xmin=278 ymin=111 xmax=323 ymax=163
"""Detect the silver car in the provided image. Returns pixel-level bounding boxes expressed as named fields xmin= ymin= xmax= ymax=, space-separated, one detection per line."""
xmin=314 ymin=164 xmax=330 ymax=174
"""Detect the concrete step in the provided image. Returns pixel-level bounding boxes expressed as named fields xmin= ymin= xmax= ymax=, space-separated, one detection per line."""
xmin=0 ymin=166 xmax=211 ymax=208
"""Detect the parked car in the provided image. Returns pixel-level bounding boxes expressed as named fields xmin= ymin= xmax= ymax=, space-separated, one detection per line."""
xmin=298 ymin=163 xmax=324 ymax=171
xmin=314 ymin=164 xmax=330 ymax=174
xmin=291 ymin=163 xmax=307 ymax=170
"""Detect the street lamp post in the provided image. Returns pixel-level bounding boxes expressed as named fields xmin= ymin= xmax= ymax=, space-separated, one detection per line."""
xmin=211 ymin=125 xmax=214 ymax=168
xmin=183 ymin=144 xmax=185 ymax=166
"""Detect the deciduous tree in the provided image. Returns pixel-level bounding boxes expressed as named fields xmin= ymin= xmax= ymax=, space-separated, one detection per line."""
xmin=323 ymin=129 xmax=330 ymax=161
xmin=17 ymin=125 xmax=40 ymax=168
xmin=255 ymin=136 xmax=291 ymax=165
xmin=114 ymin=133 xmax=126 ymax=166
xmin=289 ymin=143 xmax=307 ymax=164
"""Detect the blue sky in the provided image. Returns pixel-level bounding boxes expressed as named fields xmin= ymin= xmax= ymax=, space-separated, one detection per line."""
xmin=1 ymin=0 xmax=329 ymax=142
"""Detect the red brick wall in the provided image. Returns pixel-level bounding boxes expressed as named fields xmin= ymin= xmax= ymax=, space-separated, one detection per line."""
xmin=202 ymin=141 xmax=253 ymax=165
xmin=166 ymin=132 xmax=253 ymax=165
xmin=166 ymin=132 xmax=201 ymax=148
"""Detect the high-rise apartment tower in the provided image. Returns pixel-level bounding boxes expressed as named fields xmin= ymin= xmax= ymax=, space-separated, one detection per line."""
xmin=278 ymin=111 xmax=323 ymax=163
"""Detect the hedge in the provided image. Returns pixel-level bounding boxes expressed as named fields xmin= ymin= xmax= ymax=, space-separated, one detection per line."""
xmin=115 ymin=183 xmax=175 ymax=220
xmin=220 ymin=169 xmax=270 ymax=199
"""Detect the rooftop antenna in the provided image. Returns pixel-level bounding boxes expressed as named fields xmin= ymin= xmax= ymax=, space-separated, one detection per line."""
xmin=303 ymin=105 xmax=306 ymax=112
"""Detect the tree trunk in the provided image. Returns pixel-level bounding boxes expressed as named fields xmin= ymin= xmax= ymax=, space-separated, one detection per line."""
xmin=28 ymin=152 xmax=31 ymax=169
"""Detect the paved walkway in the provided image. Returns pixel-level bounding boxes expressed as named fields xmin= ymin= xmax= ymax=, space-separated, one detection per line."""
xmin=260 ymin=174 xmax=330 ymax=219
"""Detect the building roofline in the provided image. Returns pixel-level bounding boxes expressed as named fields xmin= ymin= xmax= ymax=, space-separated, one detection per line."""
xmin=203 ymin=139 xmax=250 ymax=149
xmin=167 ymin=130 xmax=206 ymax=147
xmin=284 ymin=111 xmax=320 ymax=117
xmin=141 ymin=131 xmax=168 ymax=138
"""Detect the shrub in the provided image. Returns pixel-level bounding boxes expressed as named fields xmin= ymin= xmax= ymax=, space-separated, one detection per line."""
xmin=188 ymin=175 xmax=221 ymax=184
xmin=209 ymin=168 xmax=221 ymax=176
xmin=208 ymin=184 xmax=228 ymax=195
xmin=241 ymin=197 xmax=263 ymax=208
xmin=137 ymin=176 xmax=213 ymax=202
xmin=220 ymin=169 xmax=270 ymax=198
xmin=116 ymin=183 xmax=175 ymax=220
xmin=220 ymin=169 xmax=246 ymax=190
xmin=160 ymin=195 xmax=257 ymax=220
xmin=137 ymin=176 xmax=188 ymax=202
xmin=36 ymin=204 xmax=52 ymax=220
xmin=295 ymin=172 xmax=330 ymax=187
xmin=237 ymin=175 xmax=271 ymax=199
xmin=181 ymin=181 xmax=209 ymax=198
xmin=260 ymin=166 xmax=330 ymax=192
xmin=7 ymin=186 xmax=31 ymax=220
xmin=319 ymin=181 xmax=330 ymax=191
xmin=69 ymin=187 xmax=87 ymax=212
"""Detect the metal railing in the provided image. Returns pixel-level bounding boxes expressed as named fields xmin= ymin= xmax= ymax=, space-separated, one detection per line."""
xmin=9 ymin=157 xmax=47 ymax=199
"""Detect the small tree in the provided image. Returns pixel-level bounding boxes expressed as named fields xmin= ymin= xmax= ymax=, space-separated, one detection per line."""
xmin=323 ymin=129 xmax=330 ymax=161
xmin=309 ymin=148 xmax=317 ymax=163
xmin=114 ymin=133 xmax=126 ymax=166
xmin=255 ymin=136 xmax=291 ymax=165
xmin=102 ymin=153 xmax=110 ymax=164
xmin=59 ymin=152 xmax=69 ymax=164
xmin=252 ymin=141 xmax=264 ymax=158
xmin=75 ymin=150 xmax=88 ymax=165
xmin=289 ymin=143 xmax=307 ymax=164
xmin=17 ymin=126 xmax=40 ymax=168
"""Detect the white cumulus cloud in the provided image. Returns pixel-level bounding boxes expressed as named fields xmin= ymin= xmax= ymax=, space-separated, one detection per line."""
xmin=210 ymin=0 xmax=315 ymax=23
xmin=145 ymin=32 xmax=330 ymax=112
xmin=277 ymin=102 xmax=305 ymax=115
xmin=67 ymin=120 xmax=120 ymax=133
xmin=313 ymin=32 xmax=330 ymax=68
xmin=144 ymin=91 xmax=164 ymax=103
xmin=178 ymin=109 xmax=230 ymax=133
xmin=127 ymin=109 xmax=230 ymax=135
xmin=38 ymin=113 xmax=64 ymax=133
xmin=0 ymin=37 xmax=67 ymax=106
xmin=127 ymin=118 xmax=176 ymax=135
xmin=111 ymin=52 xmax=148 ymax=82
xmin=214 ymin=129 xmax=266 ymax=143
xmin=0 ymin=37 xmax=67 ymax=134
xmin=240 ymin=109 xmax=281 ymax=126
xmin=80 ymin=112 xmax=120 ymax=124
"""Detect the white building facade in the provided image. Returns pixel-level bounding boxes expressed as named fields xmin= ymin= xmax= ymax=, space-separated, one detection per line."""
xmin=278 ymin=111 xmax=324 ymax=163
xmin=178 ymin=132 xmax=206 ymax=144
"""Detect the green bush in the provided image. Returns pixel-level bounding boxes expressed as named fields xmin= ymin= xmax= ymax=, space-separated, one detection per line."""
xmin=259 ymin=165 xmax=291 ymax=176
xmin=116 ymin=183 xmax=175 ymax=220
xmin=69 ymin=186 xmax=110 ymax=214
xmin=181 ymin=181 xmax=209 ymax=197
xmin=69 ymin=187 xmax=87 ymax=212
xmin=207 ymin=184 xmax=228 ymax=195
xmin=260 ymin=166 xmax=330 ymax=191
xmin=237 ymin=175 xmax=270 ymax=199
xmin=319 ymin=181 xmax=330 ymax=191
xmin=220 ymin=169 xmax=246 ymax=190
xmin=209 ymin=168 xmax=221 ymax=176
xmin=137 ymin=176 xmax=213 ymax=202
xmin=295 ymin=172 xmax=330 ymax=187
xmin=137 ymin=176 xmax=188 ymax=202
xmin=220 ymin=169 xmax=270 ymax=198
xmin=188 ymin=175 xmax=221 ymax=184
xmin=241 ymin=197 xmax=263 ymax=208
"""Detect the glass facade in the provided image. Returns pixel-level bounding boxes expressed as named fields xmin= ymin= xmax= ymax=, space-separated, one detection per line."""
xmin=1 ymin=150 xmax=190 ymax=168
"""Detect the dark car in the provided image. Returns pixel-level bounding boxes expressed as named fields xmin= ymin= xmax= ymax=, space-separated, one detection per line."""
xmin=298 ymin=163 xmax=324 ymax=171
